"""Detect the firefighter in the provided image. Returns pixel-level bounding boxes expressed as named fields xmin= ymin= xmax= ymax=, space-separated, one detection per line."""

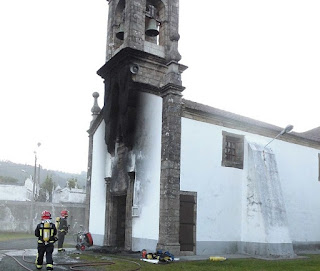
xmin=57 ymin=210 xmax=69 ymax=252
xmin=35 ymin=210 xmax=57 ymax=270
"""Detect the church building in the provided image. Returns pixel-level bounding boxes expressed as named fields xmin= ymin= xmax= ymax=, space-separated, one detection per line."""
xmin=86 ymin=0 xmax=320 ymax=257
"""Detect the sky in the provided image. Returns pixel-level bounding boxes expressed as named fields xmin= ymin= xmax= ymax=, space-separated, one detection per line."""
xmin=0 ymin=1 xmax=319 ymax=174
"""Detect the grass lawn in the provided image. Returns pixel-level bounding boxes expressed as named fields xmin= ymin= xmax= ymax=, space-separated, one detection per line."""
xmin=1 ymin=233 xmax=319 ymax=270
xmin=0 ymin=232 xmax=74 ymax=248
xmin=0 ymin=232 xmax=33 ymax=242
xmin=71 ymin=253 xmax=320 ymax=271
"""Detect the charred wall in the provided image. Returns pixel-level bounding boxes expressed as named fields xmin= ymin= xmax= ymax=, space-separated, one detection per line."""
xmin=103 ymin=63 xmax=138 ymax=156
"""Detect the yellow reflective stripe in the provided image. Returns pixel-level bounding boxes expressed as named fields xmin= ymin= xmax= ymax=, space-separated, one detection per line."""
xmin=36 ymin=265 xmax=42 ymax=268
xmin=46 ymin=264 xmax=53 ymax=267
xmin=40 ymin=229 xmax=43 ymax=237
xmin=51 ymin=229 xmax=54 ymax=236
xmin=38 ymin=240 xmax=43 ymax=243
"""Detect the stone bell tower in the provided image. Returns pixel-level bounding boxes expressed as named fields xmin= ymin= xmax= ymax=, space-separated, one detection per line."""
xmin=98 ymin=0 xmax=186 ymax=255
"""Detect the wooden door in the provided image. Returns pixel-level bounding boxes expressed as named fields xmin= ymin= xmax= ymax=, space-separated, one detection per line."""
xmin=179 ymin=194 xmax=196 ymax=251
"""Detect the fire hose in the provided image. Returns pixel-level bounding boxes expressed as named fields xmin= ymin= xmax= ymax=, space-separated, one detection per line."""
xmin=0 ymin=251 xmax=33 ymax=271
xmin=0 ymin=249 xmax=141 ymax=271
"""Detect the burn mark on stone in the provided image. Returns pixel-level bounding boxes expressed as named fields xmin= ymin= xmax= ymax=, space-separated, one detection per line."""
xmin=110 ymin=143 xmax=130 ymax=195
xmin=103 ymin=63 xmax=138 ymax=155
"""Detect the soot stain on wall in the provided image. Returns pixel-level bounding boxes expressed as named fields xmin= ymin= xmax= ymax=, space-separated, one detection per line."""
xmin=103 ymin=64 xmax=139 ymax=194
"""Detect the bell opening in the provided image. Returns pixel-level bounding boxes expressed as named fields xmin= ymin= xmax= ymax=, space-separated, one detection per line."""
xmin=116 ymin=23 xmax=124 ymax=40
xmin=145 ymin=18 xmax=159 ymax=37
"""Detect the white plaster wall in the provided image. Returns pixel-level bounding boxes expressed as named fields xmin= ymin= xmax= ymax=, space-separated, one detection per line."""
xmin=180 ymin=118 xmax=243 ymax=243
xmin=0 ymin=185 xmax=29 ymax=201
xmin=52 ymin=190 xmax=63 ymax=203
xmin=0 ymin=178 xmax=33 ymax=201
xmin=131 ymin=92 xmax=162 ymax=250
xmin=181 ymin=117 xmax=320 ymax=245
xmin=53 ymin=187 xmax=86 ymax=203
xmin=68 ymin=190 xmax=86 ymax=203
xmin=243 ymin=134 xmax=320 ymax=244
xmin=241 ymin=141 xmax=267 ymax=244
xmin=61 ymin=190 xmax=69 ymax=202
xmin=24 ymin=178 xmax=33 ymax=192
xmin=272 ymin=141 xmax=320 ymax=242
xmin=243 ymin=142 xmax=292 ymax=248
xmin=89 ymin=121 xmax=108 ymax=245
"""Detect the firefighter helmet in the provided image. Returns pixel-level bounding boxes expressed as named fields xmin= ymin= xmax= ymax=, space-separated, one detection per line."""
xmin=41 ymin=210 xmax=51 ymax=220
xmin=61 ymin=210 xmax=68 ymax=218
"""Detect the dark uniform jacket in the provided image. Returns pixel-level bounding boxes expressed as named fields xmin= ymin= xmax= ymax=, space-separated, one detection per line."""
xmin=58 ymin=217 xmax=68 ymax=234
xmin=35 ymin=221 xmax=57 ymax=244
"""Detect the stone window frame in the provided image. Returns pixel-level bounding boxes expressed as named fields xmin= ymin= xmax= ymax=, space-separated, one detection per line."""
xmin=221 ymin=131 xmax=244 ymax=169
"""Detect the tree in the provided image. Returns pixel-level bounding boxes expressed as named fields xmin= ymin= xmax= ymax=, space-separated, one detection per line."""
xmin=40 ymin=175 xmax=56 ymax=202
xmin=0 ymin=176 xmax=19 ymax=184
xmin=67 ymin=178 xmax=79 ymax=189
xmin=37 ymin=188 xmax=47 ymax=202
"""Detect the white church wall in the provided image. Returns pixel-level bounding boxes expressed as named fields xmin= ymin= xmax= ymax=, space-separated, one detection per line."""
xmin=242 ymin=141 xmax=294 ymax=256
xmin=181 ymin=116 xmax=320 ymax=255
xmin=272 ymin=141 xmax=320 ymax=243
xmin=131 ymin=92 xmax=162 ymax=252
xmin=89 ymin=120 xmax=108 ymax=246
xmin=244 ymin=133 xmax=320 ymax=245
xmin=180 ymin=118 xmax=244 ymax=254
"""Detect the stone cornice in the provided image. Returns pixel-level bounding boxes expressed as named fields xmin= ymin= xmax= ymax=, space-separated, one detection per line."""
xmin=160 ymin=83 xmax=185 ymax=96
xmin=87 ymin=111 xmax=104 ymax=136
xmin=97 ymin=47 xmax=167 ymax=78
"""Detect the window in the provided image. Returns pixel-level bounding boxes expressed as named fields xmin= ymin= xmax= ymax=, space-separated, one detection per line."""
xmin=221 ymin=131 xmax=244 ymax=169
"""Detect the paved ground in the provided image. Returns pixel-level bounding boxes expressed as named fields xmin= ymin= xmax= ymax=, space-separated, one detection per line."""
xmin=0 ymin=238 xmax=68 ymax=271
xmin=0 ymin=236 xmax=99 ymax=271
xmin=0 ymin=236 xmax=149 ymax=271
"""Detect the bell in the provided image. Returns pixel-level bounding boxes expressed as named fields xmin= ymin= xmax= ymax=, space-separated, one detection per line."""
xmin=116 ymin=23 xmax=124 ymax=40
xmin=145 ymin=18 xmax=159 ymax=37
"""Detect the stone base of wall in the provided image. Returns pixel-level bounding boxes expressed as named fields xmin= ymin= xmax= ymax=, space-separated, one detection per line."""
xmin=91 ymin=233 xmax=105 ymax=247
xmin=239 ymin=241 xmax=295 ymax=258
xmin=196 ymin=241 xmax=238 ymax=255
xmin=197 ymin=241 xmax=295 ymax=258
xmin=293 ymin=241 xmax=320 ymax=253
xmin=132 ymin=237 xmax=158 ymax=252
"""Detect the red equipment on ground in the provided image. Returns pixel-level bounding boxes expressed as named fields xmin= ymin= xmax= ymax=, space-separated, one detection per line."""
xmin=75 ymin=230 xmax=93 ymax=251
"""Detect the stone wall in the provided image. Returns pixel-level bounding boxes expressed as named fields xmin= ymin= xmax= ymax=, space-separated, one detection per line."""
xmin=0 ymin=200 xmax=86 ymax=234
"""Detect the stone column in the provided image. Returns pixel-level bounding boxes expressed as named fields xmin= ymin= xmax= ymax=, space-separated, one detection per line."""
xmin=157 ymin=85 xmax=183 ymax=255
xmin=124 ymin=0 xmax=145 ymax=51
xmin=124 ymin=172 xmax=135 ymax=251
xmin=104 ymin=177 xmax=114 ymax=246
